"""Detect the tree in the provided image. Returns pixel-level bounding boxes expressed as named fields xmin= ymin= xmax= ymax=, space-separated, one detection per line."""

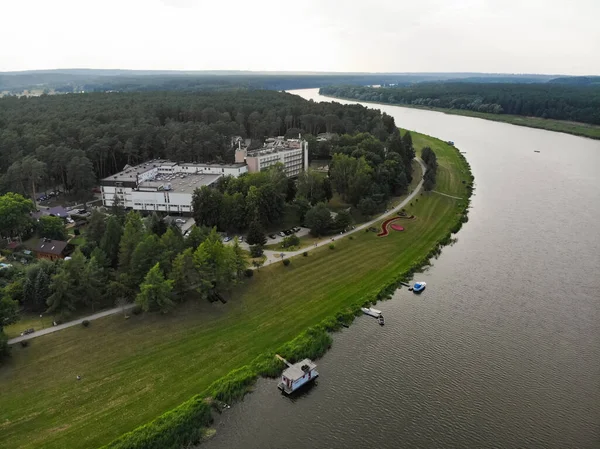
xmin=250 ymin=244 xmax=264 ymax=258
xmin=246 ymin=219 xmax=267 ymax=246
xmin=83 ymin=256 xmax=106 ymax=312
xmin=358 ymin=197 xmax=378 ymax=216
xmin=333 ymin=209 xmax=352 ymax=231
xmin=147 ymin=212 xmax=167 ymax=236
xmin=0 ymin=193 xmax=35 ymax=239
xmin=296 ymin=169 xmax=326 ymax=205
xmin=192 ymin=186 xmax=223 ymax=228
xmin=100 ymin=215 xmax=123 ymax=267
xmin=67 ymin=155 xmax=95 ymax=196
xmin=37 ymin=216 xmax=66 ymax=240
xmin=193 ymin=230 xmax=238 ymax=299
xmin=322 ymin=177 xmax=333 ymax=202
xmin=185 ymin=225 xmax=209 ymax=250
xmin=46 ymin=269 xmax=78 ymax=318
xmin=0 ymin=295 xmax=19 ymax=360
xmin=305 ymin=203 xmax=332 ymax=236
xmin=170 ymin=248 xmax=201 ymax=296
xmin=158 ymin=227 xmax=184 ymax=274
xmin=86 ymin=210 xmax=106 ymax=246
xmin=136 ymin=264 xmax=174 ymax=313
xmin=20 ymin=156 xmax=47 ymax=209
xmin=118 ymin=211 xmax=144 ymax=273
xmin=130 ymin=234 xmax=163 ymax=287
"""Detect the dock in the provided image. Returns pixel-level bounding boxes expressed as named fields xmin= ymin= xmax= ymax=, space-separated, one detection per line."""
xmin=361 ymin=307 xmax=382 ymax=318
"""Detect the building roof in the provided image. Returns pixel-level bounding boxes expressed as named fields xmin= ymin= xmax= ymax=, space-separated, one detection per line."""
xmin=33 ymin=239 xmax=68 ymax=256
xmin=139 ymin=173 xmax=221 ymax=194
xmin=102 ymin=160 xmax=246 ymax=183
xmin=246 ymin=138 xmax=304 ymax=158
xmin=282 ymin=359 xmax=317 ymax=381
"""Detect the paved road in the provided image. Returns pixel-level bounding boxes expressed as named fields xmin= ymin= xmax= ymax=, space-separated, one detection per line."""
xmin=8 ymin=304 xmax=136 ymax=345
xmin=9 ymin=159 xmax=426 ymax=343
xmin=261 ymin=158 xmax=427 ymax=267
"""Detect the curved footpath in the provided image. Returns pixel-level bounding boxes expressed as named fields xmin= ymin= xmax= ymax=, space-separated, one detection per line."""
xmin=9 ymin=159 xmax=426 ymax=345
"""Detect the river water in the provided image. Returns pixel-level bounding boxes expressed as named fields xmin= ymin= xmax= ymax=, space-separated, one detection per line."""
xmin=203 ymin=89 xmax=600 ymax=448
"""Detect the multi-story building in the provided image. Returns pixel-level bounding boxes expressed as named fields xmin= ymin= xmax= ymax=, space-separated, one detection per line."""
xmin=100 ymin=160 xmax=247 ymax=214
xmin=235 ymin=137 xmax=308 ymax=178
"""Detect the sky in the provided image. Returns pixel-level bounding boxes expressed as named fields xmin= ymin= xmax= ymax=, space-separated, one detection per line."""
xmin=1 ymin=0 xmax=599 ymax=75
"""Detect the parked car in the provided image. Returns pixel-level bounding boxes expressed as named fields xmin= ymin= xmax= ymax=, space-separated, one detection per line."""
xmin=269 ymin=234 xmax=276 ymax=239
xmin=283 ymin=230 xmax=291 ymax=235
xmin=293 ymin=227 xmax=301 ymax=232
xmin=238 ymin=236 xmax=244 ymax=242
xmin=223 ymin=236 xmax=232 ymax=243
xmin=278 ymin=231 xmax=286 ymax=237
xmin=175 ymin=218 xmax=186 ymax=224
xmin=20 ymin=328 xmax=35 ymax=336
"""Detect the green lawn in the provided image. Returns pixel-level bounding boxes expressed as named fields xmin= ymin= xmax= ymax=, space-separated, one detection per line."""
xmin=0 ymin=132 xmax=471 ymax=449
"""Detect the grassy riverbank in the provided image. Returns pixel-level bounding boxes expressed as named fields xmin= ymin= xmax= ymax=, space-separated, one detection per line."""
xmin=322 ymin=94 xmax=600 ymax=140
xmin=0 ymin=132 xmax=472 ymax=449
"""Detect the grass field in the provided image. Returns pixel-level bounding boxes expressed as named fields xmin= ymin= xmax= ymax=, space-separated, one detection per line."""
xmin=0 ymin=132 xmax=471 ymax=449
xmin=322 ymin=94 xmax=600 ymax=140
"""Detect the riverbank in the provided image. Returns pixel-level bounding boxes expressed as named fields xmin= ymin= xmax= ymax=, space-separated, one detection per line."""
xmin=0 ymin=132 xmax=472 ymax=449
xmin=321 ymin=94 xmax=600 ymax=140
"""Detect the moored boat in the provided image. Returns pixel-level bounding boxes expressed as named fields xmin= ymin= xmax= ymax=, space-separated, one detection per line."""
xmin=412 ymin=282 xmax=426 ymax=293
xmin=361 ymin=307 xmax=382 ymax=317
xmin=377 ymin=315 xmax=385 ymax=326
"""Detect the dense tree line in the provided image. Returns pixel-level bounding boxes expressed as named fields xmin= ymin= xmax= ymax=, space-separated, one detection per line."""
xmin=0 ymin=90 xmax=399 ymax=197
xmin=320 ymin=83 xmax=600 ymax=125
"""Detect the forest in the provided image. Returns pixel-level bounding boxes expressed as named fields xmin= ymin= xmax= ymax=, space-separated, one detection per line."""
xmin=0 ymin=89 xmax=398 ymax=197
xmin=320 ymin=83 xmax=600 ymax=125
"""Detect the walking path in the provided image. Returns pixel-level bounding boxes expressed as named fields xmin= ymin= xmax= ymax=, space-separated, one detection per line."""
xmin=8 ymin=305 xmax=135 ymax=344
xmin=261 ymin=158 xmax=427 ymax=267
xmin=431 ymin=190 xmax=463 ymax=200
xmin=9 ymin=159 xmax=426 ymax=344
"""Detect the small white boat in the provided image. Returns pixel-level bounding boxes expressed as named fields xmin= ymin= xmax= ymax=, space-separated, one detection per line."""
xmin=412 ymin=282 xmax=426 ymax=293
xmin=361 ymin=307 xmax=382 ymax=318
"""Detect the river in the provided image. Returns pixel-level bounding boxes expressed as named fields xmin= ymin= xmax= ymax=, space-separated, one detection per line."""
xmin=203 ymin=89 xmax=600 ymax=448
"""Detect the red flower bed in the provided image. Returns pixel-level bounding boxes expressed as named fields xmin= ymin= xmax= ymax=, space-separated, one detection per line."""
xmin=377 ymin=217 xmax=400 ymax=237
xmin=391 ymin=224 xmax=404 ymax=231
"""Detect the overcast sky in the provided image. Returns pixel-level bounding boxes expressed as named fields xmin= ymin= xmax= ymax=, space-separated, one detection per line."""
xmin=2 ymin=0 xmax=599 ymax=74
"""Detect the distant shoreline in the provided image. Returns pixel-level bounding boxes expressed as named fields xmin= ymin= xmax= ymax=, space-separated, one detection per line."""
xmin=320 ymin=93 xmax=600 ymax=140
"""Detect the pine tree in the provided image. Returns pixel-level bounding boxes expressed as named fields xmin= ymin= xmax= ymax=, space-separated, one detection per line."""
xmin=246 ymin=219 xmax=266 ymax=246
xmin=47 ymin=269 xmax=77 ymax=318
xmin=84 ymin=256 xmax=107 ymax=312
xmin=100 ymin=215 xmax=123 ymax=268
xmin=86 ymin=210 xmax=106 ymax=246
xmin=185 ymin=225 xmax=209 ymax=250
xmin=169 ymin=248 xmax=200 ymax=296
xmin=34 ymin=269 xmax=51 ymax=311
xmin=118 ymin=211 xmax=144 ymax=273
xmin=136 ymin=264 xmax=174 ymax=313
xmin=158 ymin=227 xmax=184 ymax=274
xmin=130 ymin=234 xmax=163 ymax=287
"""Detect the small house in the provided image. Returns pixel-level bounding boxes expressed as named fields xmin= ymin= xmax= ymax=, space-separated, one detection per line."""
xmin=33 ymin=238 xmax=70 ymax=261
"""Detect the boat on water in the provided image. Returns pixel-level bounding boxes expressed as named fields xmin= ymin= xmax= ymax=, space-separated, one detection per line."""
xmin=412 ymin=282 xmax=426 ymax=293
xmin=277 ymin=357 xmax=319 ymax=394
xmin=361 ymin=307 xmax=382 ymax=317
xmin=377 ymin=315 xmax=385 ymax=326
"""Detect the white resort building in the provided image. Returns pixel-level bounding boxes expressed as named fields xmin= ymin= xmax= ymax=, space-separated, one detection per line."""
xmin=100 ymin=160 xmax=247 ymax=214
xmin=235 ymin=137 xmax=309 ymax=178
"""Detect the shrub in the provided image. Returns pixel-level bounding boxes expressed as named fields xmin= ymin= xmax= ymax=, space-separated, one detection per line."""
xmin=281 ymin=234 xmax=300 ymax=248
xmin=303 ymin=251 xmax=308 ymax=257
xmin=249 ymin=244 xmax=263 ymax=258
xmin=349 ymin=235 xmax=354 ymax=240
xmin=244 ymin=269 xmax=254 ymax=277
xmin=74 ymin=228 xmax=81 ymax=236
xmin=329 ymin=243 xmax=335 ymax=250
xmin=132 ymin=305 xmax=143 ymax=315
xmin=282 ymin=259 xmax=290 ymax=266
xmin=82 ymin=320 xmax=90 ymax=327
xmin=21 ymin=340 xmax=29 ymax=348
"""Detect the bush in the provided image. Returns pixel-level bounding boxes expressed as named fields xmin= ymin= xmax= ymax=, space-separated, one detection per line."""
xmin=329 ymin=243 xmax=335 ymax=250
xmin=282 ymin=259 xmax=290 ymax=266
xmin=74 ymin=228 xmax=81 ymax=236
xmin=349 ymin=235 xmax=354 ymax=240
xmin=82 ymin=320 xmax=90 ymax=327
xmin=281 ymin=234 xmax=300 ymax=248
xmin=21 ymin=340 xmax=29 ymax=348
xmin=132 ymin=305 xmax=143 ymax=315
xmin=249 ymin=244 xmax=264 ymax=258
xmin=303 ymin=251 xmax=308 ymax=257
xmin=244 ymin=268 xmax=254 ymax=277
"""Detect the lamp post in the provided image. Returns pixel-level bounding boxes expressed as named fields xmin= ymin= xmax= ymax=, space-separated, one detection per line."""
xmin=39 ymin=314 xmax=43 ymax=328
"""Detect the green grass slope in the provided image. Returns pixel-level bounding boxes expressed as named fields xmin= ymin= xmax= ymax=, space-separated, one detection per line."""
xmin=0 ymin=132 xmax=472 ymax=449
